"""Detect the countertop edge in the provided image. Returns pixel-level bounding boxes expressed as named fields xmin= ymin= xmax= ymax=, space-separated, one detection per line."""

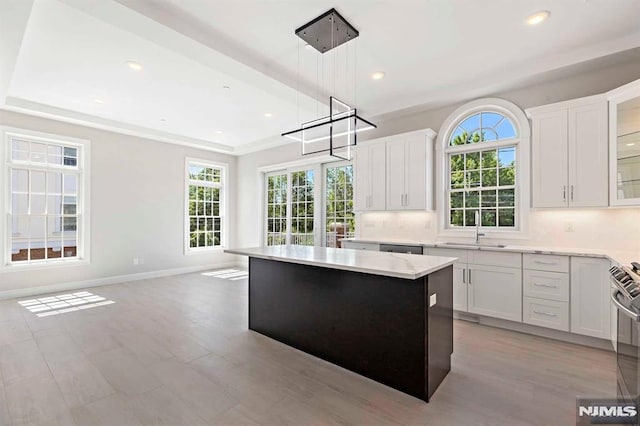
xmin=340 ymin=238 xmax=634 ymax=265
xmin=225 ymin=249 xmax=456 ymax=280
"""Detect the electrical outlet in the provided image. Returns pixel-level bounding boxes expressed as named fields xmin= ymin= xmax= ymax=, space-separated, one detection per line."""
xmin=429 ymin=293 xmax=437 ymax=307
xmin=133 ymin=258 xmax=139 ymax=265
xmin=564 ymin=222 xmax=575 ymax=232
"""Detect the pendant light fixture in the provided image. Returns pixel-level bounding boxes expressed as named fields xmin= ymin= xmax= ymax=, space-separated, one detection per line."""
xmin=281 ymin=8 xmax=376 ymax=161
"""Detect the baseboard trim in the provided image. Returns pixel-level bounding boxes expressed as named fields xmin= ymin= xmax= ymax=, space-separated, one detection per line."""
xmin=0 ymin=262 xmax=242 ymax=300
xmin=454 ymin=311 xmax=614 ymax=352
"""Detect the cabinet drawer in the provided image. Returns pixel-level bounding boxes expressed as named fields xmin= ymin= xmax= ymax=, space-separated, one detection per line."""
xmin=523 ymin=270 xmax=569 ymax=302
xmin=467 ymin=250 xmax=522 ymax=268
xmin=425 ymin=248 xmax=467 ymax=265
xmin=523 ymin=297 xmax=569 ymax=332
xmin=523 ymin=253 xmax=569 ymax=273
xmin=342 ymin=242 xmax=380 ymax=251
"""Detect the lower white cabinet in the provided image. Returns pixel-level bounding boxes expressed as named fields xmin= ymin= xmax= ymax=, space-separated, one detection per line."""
xmin=570 ymin=256 xmax=611 ymax=339
xmin=452 ymin=264 xmax=467 ymax=311
xmin=523 ymin=297 xmax=569 ymax=331
xmin=468 ymin=264 xmax=522 ymax=322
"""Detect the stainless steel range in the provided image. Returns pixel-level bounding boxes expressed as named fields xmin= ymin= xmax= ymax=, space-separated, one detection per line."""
xmin=611 ymin=262 xmax=640 ymax=417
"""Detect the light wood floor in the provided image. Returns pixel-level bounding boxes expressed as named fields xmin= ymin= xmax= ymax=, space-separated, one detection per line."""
xmin=0 ymin=269 xmax=617 ymax=425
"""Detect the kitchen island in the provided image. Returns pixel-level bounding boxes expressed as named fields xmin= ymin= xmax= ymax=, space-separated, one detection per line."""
xmin=225 ymin=245 xmax=456 ymax=402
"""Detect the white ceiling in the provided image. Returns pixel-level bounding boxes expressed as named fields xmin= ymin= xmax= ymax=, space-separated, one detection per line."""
xmin=2 ymin=0 xmax=640 ymax=154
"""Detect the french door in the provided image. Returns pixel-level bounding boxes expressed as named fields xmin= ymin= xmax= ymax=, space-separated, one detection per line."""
xmin=265 ymin=166 xmax=321 ymax=246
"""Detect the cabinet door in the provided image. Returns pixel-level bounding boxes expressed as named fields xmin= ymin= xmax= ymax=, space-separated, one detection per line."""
xmin=453 ymin=264 xmax=467 ymax=312
xmin=405 ymin=135 xmax=427 ymax=210
xmin=354 ymin=144 xmax=370 ymax=211
xmin=386 ymin=139 xmax=405 ymax=210
xmin=568 ymin=102 xmax=609 ymax=207
xmin=570 ymin=257 xmax=611 ymax=339
xmin=468 ymin=265 xmax=522 ymax=322
xmin=532 ymin=109 xmax=569 ymax=208
xmin=369 ymin=142 xmax=387 ymax=210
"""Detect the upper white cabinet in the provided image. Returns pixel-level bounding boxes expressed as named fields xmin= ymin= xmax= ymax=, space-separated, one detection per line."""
xmin=527 ymin=95 xmax=608 ymax=208
xmin=386 ymin=131 xmax=435 ymax=210
xmin=608 ymin=78 xmax=640 ymax=206
xmin=354 ymin=141 xmax=386 ymax=211
xmin=355 ymin=129 xmax=436 ymax=211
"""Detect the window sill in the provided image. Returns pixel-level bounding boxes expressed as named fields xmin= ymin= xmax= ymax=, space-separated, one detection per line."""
xmin=0 ymin=258 xmax=90 ymax=274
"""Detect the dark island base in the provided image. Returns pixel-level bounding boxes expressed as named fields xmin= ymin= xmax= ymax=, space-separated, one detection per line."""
xmin=248 ymin=257 xmax=453 ymax=401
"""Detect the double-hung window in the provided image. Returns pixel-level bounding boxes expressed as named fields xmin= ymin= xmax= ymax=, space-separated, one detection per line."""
xmin=5 ymin=130 xmax=88 ymax=265
xmin=446 ymin=111 xmax=519 ymax=229
xmin=186 ymin=159 xmax=226 ymax=251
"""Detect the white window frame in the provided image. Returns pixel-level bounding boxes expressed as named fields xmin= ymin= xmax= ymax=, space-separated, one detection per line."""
xmin=1 ymin=127 xmax=91 ymax=271
xmin=322 ymin=160 xmax=356 ymax=247
xmin=184 ymin=158 xmax=228 ymax=254
xmin=435 ymin=98 xmax=531 ymax=240
xmin=263 ymin=165 xmax=322 ymax=246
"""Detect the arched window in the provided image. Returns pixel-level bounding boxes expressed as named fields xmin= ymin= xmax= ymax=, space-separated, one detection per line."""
xmin=438 ymin=99 xmax=530 ymax=232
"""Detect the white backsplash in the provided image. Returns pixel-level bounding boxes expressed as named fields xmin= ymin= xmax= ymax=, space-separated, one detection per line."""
xmin=358 ymin=208 xmax=640 ymax=252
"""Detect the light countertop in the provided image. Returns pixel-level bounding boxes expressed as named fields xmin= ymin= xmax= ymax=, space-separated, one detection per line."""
xmin=225 ymin=245 xmax=456 ymax=280
xmin=340 ymin=238 xmax=639 ymax=266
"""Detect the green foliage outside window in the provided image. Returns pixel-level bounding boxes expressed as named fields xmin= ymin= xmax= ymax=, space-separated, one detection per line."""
xmin=449 ymin=131 xmax=516 ymax=228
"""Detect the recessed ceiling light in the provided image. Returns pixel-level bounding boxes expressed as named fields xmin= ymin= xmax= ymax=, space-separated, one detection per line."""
xmin=160 ymin=118 xmax=166 ymax=122
xmin=526 ymin=10 xmax=550 ymax=26
xmin=304 ymin=43 xmax=314 ymax=50
xmin=626 ymin=143 xmax=636 ymax=147
xmin=371 ymin=71 xmax=386 ymax=80
xmin=94 ymin=99 xmax=104 ymax=104
xmin=126 ymin=61 xmax=143 ymax=71
xmin=215 ymin=130 xmax=223 ymax=134
xmin=264 ymin=112 xmax=273 ymax=118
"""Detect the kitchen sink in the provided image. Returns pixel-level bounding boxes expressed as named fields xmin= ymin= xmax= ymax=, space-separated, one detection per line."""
xmin=440 ymin=242 xmax=507 ymax=249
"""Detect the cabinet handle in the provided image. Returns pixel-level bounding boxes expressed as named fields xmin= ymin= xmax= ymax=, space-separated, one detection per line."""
xmin=401 ymin=194 xmax=404 ymax=207
xmin=533 ymin=282 xmax=557 ymax=288
xmin=462 ymin=269 xmax=465 ymax=284
xmin=468 ymin=268 xmax=472 ymax=284
xmin=405 ymin=193 xmax=409 ymax=207
xmin=533 ymin=310 xmax=557 ymax=317
xmin=533 ymin=260 xmax=557 ymax=265
xmin=563 ymin=186 xmax=566 ymax=202
xmin=570 ymin=185 xmax=574 ymax=201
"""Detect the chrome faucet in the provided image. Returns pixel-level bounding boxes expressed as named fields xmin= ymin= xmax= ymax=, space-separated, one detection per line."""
xmin=475 ymin=211 xmax=485 ymax=243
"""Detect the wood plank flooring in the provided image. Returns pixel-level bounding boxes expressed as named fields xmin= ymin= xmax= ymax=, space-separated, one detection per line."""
xmin=0 ymin=269 xmax=616 ymax=425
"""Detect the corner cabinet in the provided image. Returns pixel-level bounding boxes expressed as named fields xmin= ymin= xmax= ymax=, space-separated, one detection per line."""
xmin=527 ymin=95 xmax=608 ymax=208
xmin=570 ymin=256 xmax=611 ymax=340
xmin=354 ymin=129 xmax=436 ymax=211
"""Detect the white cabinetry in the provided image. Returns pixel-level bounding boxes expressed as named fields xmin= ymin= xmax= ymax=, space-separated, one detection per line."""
xmin=386 ymin=131 xmax=434 ymax=210
xmin=522 ymin=254 xmax=570 ymax=331
xmin=527 ymin=95 xmax=608 ymax=208
xmin=427 ymin=248 xmax=468 ymax=311
xmin=354 ymin=141 xmax=386 ymax=211
xmin=570 ymin=256 xmax=611 ymax=339
xmin=354 ymin=129 xmax=436 ymax=211
xmin=468 ymin=264 xmax=522 ymax=322
xmin=427 ymin=248 xmax=522 ymax=322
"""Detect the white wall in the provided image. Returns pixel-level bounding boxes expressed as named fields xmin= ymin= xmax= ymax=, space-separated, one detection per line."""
xmin=0 ymin=109 xmax=239 ymax=297
xmin=236 ymin=58 xmax=640 ymax=253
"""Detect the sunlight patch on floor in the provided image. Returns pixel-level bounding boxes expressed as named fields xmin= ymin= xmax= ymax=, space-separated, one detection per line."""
xmin=19 ymin=291 xmax=115 ymax=317
xmin=201 ymin=269 xmax=248 ymax=280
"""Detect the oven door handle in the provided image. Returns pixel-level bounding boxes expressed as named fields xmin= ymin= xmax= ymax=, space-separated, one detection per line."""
xmin=611 ymin=290 xmax=640 ymax=321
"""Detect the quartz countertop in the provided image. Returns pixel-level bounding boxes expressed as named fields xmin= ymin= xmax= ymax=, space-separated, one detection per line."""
xmin=225 ymin=245 xmax=456 ymax=280
xmin=340 ymin=238 xmax=639 ymax=266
